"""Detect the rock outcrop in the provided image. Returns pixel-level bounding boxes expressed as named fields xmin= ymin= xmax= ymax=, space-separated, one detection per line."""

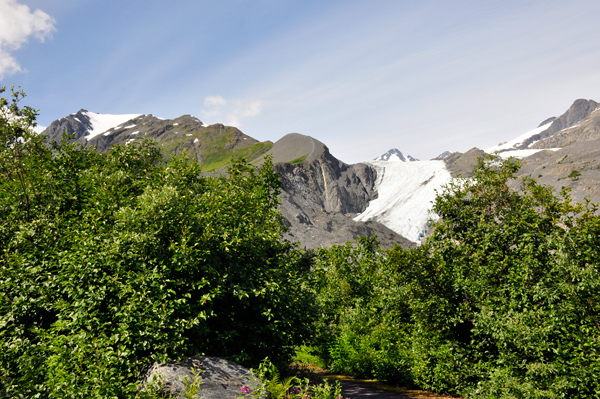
xmin=141 ymin=356 xmax=262 ymax=399
xmin=271 ymin=134 xmax=414 ymax=249
xmin=516 ymin=99 xmax=600 ymax=149
xmin=444 ymin=147 xmax=487 ymax=178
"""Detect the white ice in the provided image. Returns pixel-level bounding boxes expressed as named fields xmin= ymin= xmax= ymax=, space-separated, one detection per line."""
xmin=82 ymin=111 xmax=141 ymax=140
xmin=485 ymin=122 xmax=553 ymax=153
xmin=354 ymin=160 xmax=453 ymax=243
xmin=496 ymin=148 xmax=560 ymax=159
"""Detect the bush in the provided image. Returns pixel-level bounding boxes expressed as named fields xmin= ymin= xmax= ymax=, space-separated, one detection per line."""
xmin=0 ymin=87 xmax=316 ymax=398
xmin=314 ymin=155 xmax=600 ymax=398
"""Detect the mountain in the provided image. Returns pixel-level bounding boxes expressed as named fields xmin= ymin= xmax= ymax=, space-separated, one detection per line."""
xmin=486 ymin=99 xmax=600 ymax=155
xmin=479 ymin=98 xmax=600 ymax=205
xmin=40 ymin=110 xmax=272 ymax=171
xmin=374 ymin=148 xmax=419 ymax=162
xmin=37 ymin=97 xmax=600 ymax=249
xmin=431 ymin=150 xmax=452 ymax=160
xmin=256 ymin=133 xmax=414 ymax=248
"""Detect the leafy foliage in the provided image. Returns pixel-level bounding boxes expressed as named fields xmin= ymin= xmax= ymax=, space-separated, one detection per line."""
xmin=0 ymin=87 xmax=316 ymax=398
xmin=314 ymin=155 xmax=600 ymax=398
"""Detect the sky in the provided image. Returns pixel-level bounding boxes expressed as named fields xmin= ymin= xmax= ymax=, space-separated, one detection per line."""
xmin=2 ymin=0 xmax=600 ymax=163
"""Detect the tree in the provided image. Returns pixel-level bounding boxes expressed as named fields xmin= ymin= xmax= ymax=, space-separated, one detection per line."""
xmin=0 ymin=87 xmax=316 ymax=398
xmin=391 ymin=155 xmax=600 ymax=397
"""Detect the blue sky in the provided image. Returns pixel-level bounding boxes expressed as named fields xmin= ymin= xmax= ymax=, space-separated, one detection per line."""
xmin=2 ymin=0 xmax=600 ymax=163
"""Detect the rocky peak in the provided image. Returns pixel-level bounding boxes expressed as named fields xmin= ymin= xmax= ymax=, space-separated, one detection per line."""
xmin=374 ymin=148 xmax=419 ymax=162
xmin=432 ymin=150 xmax=452 ymax=160
xmin=517 ymin=99 xmax=600 ymax=149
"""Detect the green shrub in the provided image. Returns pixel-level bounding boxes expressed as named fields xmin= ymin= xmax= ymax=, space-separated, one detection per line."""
xmin=314 ymin=155 xmax=600 ymax=398
xmin=0 ymin=87 xmax=316 ymax=398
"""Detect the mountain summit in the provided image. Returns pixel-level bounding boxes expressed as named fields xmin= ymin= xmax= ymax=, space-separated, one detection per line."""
xmin=374 ymin=148 xmax=419 ymax=162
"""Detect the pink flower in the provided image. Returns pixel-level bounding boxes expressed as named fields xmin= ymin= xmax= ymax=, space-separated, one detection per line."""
xmin=240 ymin=385 xmax=253 ymax=395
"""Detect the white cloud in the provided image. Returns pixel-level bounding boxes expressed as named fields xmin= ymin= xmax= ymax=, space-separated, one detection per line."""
xmin=0 ymin=0 xmax=55 ymax=78
xmin=200 ymin=95 xmax=226 ymax=119
xmin=200 ymin=95 xmax=261 ymax=127
xmin=203 ymin=95 xmax=226 ymax=108
xmin=226 ymin=100 xmax=262 ymax=127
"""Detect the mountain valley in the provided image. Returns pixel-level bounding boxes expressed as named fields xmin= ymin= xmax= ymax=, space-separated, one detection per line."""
xmin=39 ymin=98 xmax=600 ymax=248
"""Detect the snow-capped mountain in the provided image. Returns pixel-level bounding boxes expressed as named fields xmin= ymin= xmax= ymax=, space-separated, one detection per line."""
xmin=81 ymin=111 xmax=143 ymax=140
xmin=36 ymin=97 xmax=600 ymax=248
xmin=374 ymin=148 xmax=419 ymax=162
xmin=431 ymin=150 xmax=452 ymax=160
xmin=485 ymin=99 xmax=600 ymax=159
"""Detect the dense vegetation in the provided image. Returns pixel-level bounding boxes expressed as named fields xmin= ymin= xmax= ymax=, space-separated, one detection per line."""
xmin=314 ymin=157 xmax=600 ymax=398
xmin=2 ymin=86 xmax=599 ymax=398
xmin=0 ymin=87 xmax=315 ymax=398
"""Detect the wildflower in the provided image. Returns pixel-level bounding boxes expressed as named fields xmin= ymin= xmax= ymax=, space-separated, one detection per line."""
xmin=240 ymin=385 xmax=253 ymax=395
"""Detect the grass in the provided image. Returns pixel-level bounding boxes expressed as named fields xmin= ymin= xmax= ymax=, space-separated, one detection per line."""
xmin=201 ymin=141 xmax=273 ymax=171
xmin=289 ymin=346 xmax=463 ymax=399
xmin=290 ymin=155 xmax=308 ymax=165
xmin=568 ymin=169 xmax=581 ymax=180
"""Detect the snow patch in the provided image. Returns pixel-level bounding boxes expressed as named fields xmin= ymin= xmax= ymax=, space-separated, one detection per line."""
xmin=354 ymin=160 xmax=452 ymax=243
xmin=131 ymin=131 xmax=139 ymax=135
xmin=74 ymin=118 xmax=81 ymax=123
xmin=485 ymin=122 xmax=553 ymax=153
xmin=173 ymin=123 xmax=179 ymax=126
xmin=82 ymin=111 xmax=141 ymax=140
xmin=123 ymin=124 xmax=136 ymax=129
xmin=193 ymin=138 xmax=198 ymax=143
xmin=186 ymin=134 xmax=192 ymax=136
xmin=496 ymin=148 xmax=560 ymax=159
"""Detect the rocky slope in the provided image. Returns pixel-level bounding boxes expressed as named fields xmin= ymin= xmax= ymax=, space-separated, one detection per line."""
xmin=268 ymin=134 xmax=414 ymax=249
xmin=40 ymin=111 xmax=272 ymax=171
xmin=37 ymin=96 xmax=600 ymax=249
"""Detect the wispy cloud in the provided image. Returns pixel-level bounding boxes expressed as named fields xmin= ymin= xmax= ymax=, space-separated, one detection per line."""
xmin=200 ymin=95 xmax=227 ymax=118
xmin=200 ymin=95 xmax=262 ymax=127
xmin=226 ymin=100 xmax=262 ymax=128
xmin=0 ymin=0 xmax=55 ymax=78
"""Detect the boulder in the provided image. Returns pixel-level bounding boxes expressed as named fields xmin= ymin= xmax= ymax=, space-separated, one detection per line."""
xmin=141 ymin=355 xmax=263 ymax=398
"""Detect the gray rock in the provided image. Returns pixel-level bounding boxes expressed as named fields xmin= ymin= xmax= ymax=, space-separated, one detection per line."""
xmin=431 ymin=150 xmax=452 ymax=160
xmin=443 ymin=147 xmax=487 ymax=178
xmin=274 ymin=145 xmax=414 ymax=249
xmin=141 ymin=355 xmax=263 ymax=399
xmin=517 ymin=99 xmax=599 ymax=150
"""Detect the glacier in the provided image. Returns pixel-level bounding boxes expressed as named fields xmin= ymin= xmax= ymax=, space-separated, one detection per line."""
xmin=354 ymin=160 xmax=452 ymax=243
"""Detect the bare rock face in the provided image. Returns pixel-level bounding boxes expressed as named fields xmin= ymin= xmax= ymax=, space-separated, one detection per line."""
xmin=42 ymin=109 xmax=93 ymax=145
xmin=443 ymin=147 xmax=487 ymax=178
xmin=516 ymin=140 xmax=600 ymax=205
xmin=141 ymin=356 xmax=262 ymax=399
xmin=274 ymin=147 xmax=414 ymax=249
xmin=517 ymin=99 xmax=600 ymax=149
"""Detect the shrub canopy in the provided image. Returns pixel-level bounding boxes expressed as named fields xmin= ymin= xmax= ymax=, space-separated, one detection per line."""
xmin=315 ymin=155 xmax=600 ymax=398
xmin=0 ymin=87 xmax=316 ymax=398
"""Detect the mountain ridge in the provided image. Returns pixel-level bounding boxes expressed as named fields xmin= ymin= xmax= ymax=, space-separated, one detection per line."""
xmin=37 ymin=96 xmax=600 ymax=248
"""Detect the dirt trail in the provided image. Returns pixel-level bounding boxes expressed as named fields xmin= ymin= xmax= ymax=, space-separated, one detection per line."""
xmin=327 ymin=375 xmax=462 ymax=399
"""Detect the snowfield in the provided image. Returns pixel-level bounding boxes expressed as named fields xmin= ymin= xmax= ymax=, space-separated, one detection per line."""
xmin=496 ymin=148 xmax=560 ymax=159
xmin=354 ymin=160 xmax=452 ymax=243
xmin=83 ymin=111 xmax=141 ymax=140
xmin=485 ymin=122 xmax=552 ymax=153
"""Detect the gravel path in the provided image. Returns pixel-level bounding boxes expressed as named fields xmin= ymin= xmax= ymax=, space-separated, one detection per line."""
xmin=326 ymin=376 xmax=461 ymax=399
